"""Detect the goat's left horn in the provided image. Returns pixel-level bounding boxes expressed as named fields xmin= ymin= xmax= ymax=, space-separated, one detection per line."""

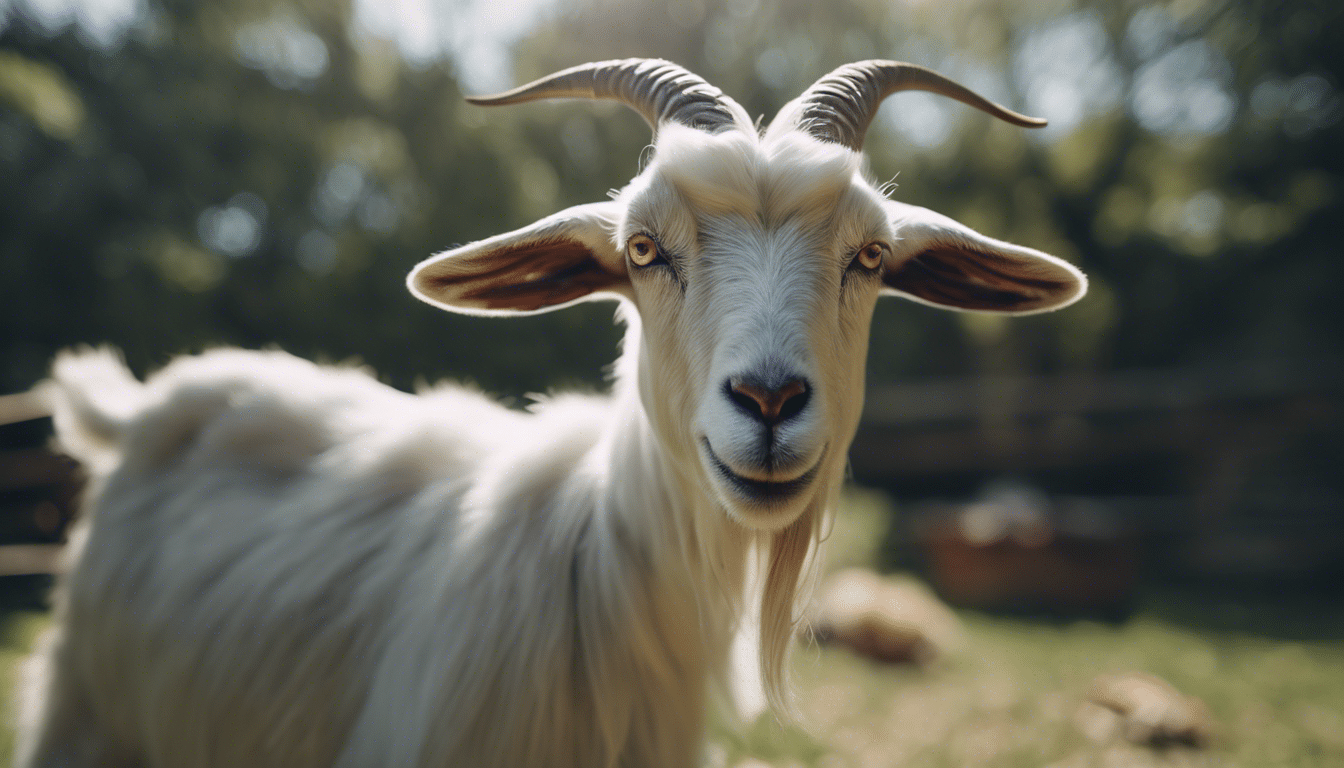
xmin=466 ymin=58 xmax=745 ymax=135
xmin=775 ymin=60 xmax=1046 ymax=150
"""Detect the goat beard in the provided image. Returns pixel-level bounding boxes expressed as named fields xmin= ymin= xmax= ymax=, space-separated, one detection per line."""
xmin=757 ymin=500 xmax=826 ymax=716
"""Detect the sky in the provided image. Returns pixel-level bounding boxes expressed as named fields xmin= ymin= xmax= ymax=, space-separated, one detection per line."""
xmin=352 ymin=0 xmax=555 ymax=91
xmin=0 ymin=0 xmax=555 ymax=92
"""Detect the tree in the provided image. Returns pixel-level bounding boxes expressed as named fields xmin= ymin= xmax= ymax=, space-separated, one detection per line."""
xmin=0 ymin=0 xmax=620 ymax=397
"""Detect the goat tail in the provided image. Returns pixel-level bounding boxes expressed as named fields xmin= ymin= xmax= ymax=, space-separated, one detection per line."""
xmin=48 ymin=347 xmax=147 ymax=473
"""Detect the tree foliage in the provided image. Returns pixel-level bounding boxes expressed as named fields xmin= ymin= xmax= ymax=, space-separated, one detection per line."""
xmin=0 ymin=0 xmax=621 ymax=396
xmin=1 ymin=0 xmax=1340 ymax=399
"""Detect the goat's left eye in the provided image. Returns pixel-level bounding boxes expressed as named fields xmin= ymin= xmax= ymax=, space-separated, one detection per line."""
xmin=852 ymin=242 xmax=887 ymax=272
xmin=627 ymin=234 xmax=664 ymax=267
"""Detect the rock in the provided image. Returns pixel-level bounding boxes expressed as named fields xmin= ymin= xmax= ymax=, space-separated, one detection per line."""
xmin=1083 ymin=672 xmax=1215 ymax=748
xmin=807 ymin=568 xmax=965 ymax=665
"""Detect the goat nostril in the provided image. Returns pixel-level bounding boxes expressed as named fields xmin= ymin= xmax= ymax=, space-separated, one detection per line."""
xmin=727 ymin=382 xmax=763 ymax=419
xmin=777 ymin=381 xmax=810 ymax=422
xmin=727 ymin=378 xmax=810 ymax=425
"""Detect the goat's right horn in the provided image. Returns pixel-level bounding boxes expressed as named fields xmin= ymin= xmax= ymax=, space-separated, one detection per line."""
xmin=773 ymin=60 xmax=1046 ymax=150
xmin=466 ymin=59 xmax=746 ymax=135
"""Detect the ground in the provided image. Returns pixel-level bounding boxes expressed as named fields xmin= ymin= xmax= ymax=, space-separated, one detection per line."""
xmin=714 ymin=603 xmax=1344 ymax=767
xmin=713 ymin=490 xmax=1344 ymax=768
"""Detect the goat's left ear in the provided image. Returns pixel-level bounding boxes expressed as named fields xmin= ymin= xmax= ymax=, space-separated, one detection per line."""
xmin=408 ymin=201 xmax=628 ymax=316
xmin=881 ymin=201 xmax=1086 ymax=314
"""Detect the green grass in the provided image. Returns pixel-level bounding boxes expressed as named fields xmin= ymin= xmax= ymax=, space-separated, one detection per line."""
xmin=712 ymin=607 xmax=1344 ymax=768
xmin=711 ymin=491 xmax=1344 ymax=768
xmin=0 ymin=606 xmax=49 ymax=766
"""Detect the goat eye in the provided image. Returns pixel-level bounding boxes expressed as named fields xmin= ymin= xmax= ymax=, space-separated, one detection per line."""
xmin=852 ymin=242 xmax=887 ymax=272
xmin=627 ymin=234 xmax=663 ymax=267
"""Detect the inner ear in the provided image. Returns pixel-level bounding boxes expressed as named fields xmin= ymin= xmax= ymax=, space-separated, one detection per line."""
xmin=880 ymin=200 xmax=1086 ymax=315
xmin=884 ymin=242 xmax=1083 ymax=314
xmin=408 ymin=201 xmax=629 ymax=316
xmin=416 ymin=238 xmax=624 ymax=314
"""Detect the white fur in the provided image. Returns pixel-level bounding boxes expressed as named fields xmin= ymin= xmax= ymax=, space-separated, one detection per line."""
xmin=19 ymin=64 xmax=1086 ymax=768
xmin=21 ymin=344 xmax=749 ymax=768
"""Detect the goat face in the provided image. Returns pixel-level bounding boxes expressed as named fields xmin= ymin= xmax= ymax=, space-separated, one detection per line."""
xmin=407 ymin=59 xmax=1087 ymax=531
xmin=620 ymin=126 xmax=885 ymax=529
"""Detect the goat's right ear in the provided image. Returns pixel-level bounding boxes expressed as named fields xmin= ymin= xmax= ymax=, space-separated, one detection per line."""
xmin=408 ymin=201 xmax=629 ymax=316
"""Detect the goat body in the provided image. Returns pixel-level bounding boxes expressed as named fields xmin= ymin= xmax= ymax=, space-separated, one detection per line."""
xmin=18 ymin=59 xmax=1085 ymax=768
xmin=24 ymin=347 xmax=733 ymax=767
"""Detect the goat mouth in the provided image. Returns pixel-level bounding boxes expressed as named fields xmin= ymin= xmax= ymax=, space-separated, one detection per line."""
xmin=701 ymin=439 xmax=824 ymax=503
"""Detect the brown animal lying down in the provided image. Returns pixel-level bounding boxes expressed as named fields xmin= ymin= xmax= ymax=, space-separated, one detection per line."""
xmin=1079 ymin=672 xmax=1216 ymax=748
xmin=807 ymin=568 xmax=966 ymax=665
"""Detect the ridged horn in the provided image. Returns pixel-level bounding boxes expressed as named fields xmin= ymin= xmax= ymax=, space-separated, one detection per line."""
xmin=775 ymin=60 xmax=1046 ymax=150
xmin=466 ymin=58 xmax=745 ymax=135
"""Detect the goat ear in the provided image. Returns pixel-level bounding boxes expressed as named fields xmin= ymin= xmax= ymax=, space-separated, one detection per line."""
xmin=408 ymin=201 xmax=628 ymax=316
xmin=881 ymin=201 xmax=1086 ymax=314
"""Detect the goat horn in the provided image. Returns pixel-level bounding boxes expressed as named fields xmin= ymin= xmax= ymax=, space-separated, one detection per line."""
xmin=780 ymin=60 xmax=1046 ymax=150
xmin=466 ymin=59 xmax=744 ymax=135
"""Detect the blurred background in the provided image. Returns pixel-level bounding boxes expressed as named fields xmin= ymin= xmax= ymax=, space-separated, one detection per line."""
xmin=1 ymin=0 xmax=1342 ymax=764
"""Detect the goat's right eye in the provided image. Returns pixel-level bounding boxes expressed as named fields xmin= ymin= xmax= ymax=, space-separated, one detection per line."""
xmin=627 ymin=234 xmax=665 ymax=267
xmin=852 ymin=242 xmax=888 ymax=272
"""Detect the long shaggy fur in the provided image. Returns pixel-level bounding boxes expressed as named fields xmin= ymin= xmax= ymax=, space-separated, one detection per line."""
xmin=18 ymin=339 xmax=815 ymax=768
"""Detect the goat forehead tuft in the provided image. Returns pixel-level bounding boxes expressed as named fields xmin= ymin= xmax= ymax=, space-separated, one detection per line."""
xmin=650 ymin=124 xmax=863 ymax=222
xmin=654 ymin=125 xmax=759 ymax=215
xmin=760 ymin=131 xmax=860 ymax=215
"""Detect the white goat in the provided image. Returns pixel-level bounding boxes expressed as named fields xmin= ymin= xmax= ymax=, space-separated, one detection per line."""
xmin=18 ymin=59 xmax=1085 ymax=768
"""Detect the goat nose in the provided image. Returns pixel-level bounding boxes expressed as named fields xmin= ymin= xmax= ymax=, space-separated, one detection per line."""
xmin=727 ymin=377 xmax=810 ymax=426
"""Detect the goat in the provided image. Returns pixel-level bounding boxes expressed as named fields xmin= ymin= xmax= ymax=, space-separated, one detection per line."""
xmin=18 ymin=59 xmax=1086 ymax=768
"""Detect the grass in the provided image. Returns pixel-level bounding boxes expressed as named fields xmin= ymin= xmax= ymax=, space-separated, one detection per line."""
xmin=0 ymin=576 xmax=53 ymax=766
xmin=712 ymin=608 xmax=1344 ymax=768
xmin=0 ymin=495 xmax=1341 ymax=768
xmin=711 ymin=491 xmax=1344 ymax=768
